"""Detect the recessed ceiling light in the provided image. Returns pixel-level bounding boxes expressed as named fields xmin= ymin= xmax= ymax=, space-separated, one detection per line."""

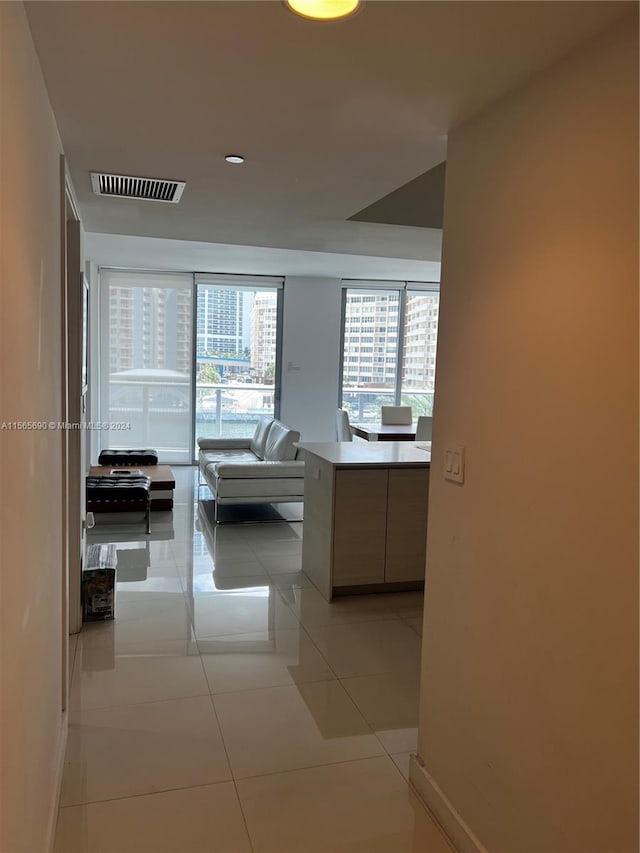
xmin=285 ymin=0 xmax=361 ymax=22
xmin=225 ymin=154 xmax=245 ymax=164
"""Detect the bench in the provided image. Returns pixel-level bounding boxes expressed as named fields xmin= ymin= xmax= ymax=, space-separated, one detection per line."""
xmin=86 ymin=475 xmax=152 ymax=534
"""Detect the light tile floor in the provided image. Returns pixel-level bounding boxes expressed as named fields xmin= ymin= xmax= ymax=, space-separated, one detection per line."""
xmin=56 ymin=468 xmax=450 ymax=853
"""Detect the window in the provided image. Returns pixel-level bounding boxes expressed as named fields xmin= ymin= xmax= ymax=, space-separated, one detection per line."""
xmin=339 ymin=282 xmax=439 ymax=424
xmin=99 ymin=269 xmax=194 ymax=464
xmin=98 ymin=269 xmax=283 ymax=463
xmin=400 ymin=289 xmax=440 ymax=415
xmin=194 ymin=274 xmax=283 ymax=441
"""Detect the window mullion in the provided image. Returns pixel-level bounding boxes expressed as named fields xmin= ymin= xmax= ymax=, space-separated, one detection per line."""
xmin=395 ymin=286 xmax=408 ymax=406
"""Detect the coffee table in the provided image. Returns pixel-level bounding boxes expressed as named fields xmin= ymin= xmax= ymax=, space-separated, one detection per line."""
xmin=88 ymin=464 xmax=175 ymax=510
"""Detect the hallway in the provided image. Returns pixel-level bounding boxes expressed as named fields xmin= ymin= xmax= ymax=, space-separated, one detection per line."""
xmin=56 ymin=468 xmax=450 ymax=852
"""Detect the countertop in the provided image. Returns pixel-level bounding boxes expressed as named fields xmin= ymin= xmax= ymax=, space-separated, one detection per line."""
xmin=297 ymin=441 xmax=431 ymax=467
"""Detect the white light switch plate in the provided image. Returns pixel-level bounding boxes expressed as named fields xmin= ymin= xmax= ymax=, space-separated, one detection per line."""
xmin=444 ymin=444 xmax=465 ymax=484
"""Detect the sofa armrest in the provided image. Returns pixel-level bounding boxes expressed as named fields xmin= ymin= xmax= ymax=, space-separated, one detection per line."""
xmin=213 ymin=461 xmax=305 ymax=479
xmin=197 ymin=437 xmax=252 ymax=450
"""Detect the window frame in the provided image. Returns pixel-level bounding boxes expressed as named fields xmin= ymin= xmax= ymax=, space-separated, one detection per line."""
xmin=97 ymin=268 xmax=284 ymax=464
xmin=338 ymin=279 xmax=440 ymax=414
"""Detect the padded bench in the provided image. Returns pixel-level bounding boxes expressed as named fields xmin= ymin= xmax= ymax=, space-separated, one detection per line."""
xmin=98 ymin=449 xmax=159 ymax=466
xmin=86 ymin=475 xmax=152 ymax=534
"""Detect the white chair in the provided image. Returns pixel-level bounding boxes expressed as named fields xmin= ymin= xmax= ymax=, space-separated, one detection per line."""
xmin=380 ymin=405 xmax=413 ymax=425
xmin=336 ymin=409 xmax=353 ymax=441
xmin=415 ymin=415 xmax=433 ymax=441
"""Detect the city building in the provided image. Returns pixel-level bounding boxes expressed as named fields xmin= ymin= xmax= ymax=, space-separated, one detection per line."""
xmin=108 ymin=284 xmax=192 ymax=373
xmin=196 ymin=287 xmax=244 ymax=357
xmin=403 ymin=292 xmax=439 ymax=390
xmin=342 ymin=292 xmax=400 ymax=387
xmin=251 ymin=291 xmax=278 ymax=379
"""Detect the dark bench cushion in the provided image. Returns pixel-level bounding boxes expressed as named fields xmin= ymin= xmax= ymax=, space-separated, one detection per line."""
xmin=98 ymin=449 xmax=158 ymax=466
xmin=86 ymin=475 xmax=151 ymax=503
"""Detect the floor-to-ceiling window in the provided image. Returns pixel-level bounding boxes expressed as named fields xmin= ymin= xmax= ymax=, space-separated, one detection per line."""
xmin=339 ymin=280 xmax=440 ymax=423
xmin=98 ymin=271 xmax=284 ymax=462
xmin=400 ymin=287 xmax=440 ymax=415
xmin=194 ymin=275 xmax=283 ymax=441
xmin=99 ymin=269 xmax=194 ymax=463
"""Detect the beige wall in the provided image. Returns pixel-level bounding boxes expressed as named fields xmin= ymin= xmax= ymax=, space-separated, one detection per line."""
xmin=415 ymin=15 xmax=638 ymax=853
xmin=0 ymin=4 xmax=66 ymax=851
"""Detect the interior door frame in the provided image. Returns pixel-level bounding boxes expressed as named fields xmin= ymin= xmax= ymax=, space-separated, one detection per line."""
xmin=63 ymin=165 xmax=84 ymax=643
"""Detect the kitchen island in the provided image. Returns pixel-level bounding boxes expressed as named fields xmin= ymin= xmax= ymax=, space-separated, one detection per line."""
xmin=297 ymin=442 xmax=431 ymax=601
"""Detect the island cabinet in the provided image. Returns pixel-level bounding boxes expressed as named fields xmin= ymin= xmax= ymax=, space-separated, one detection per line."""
xmin=298 ymin=442 xmax=431 ymax=601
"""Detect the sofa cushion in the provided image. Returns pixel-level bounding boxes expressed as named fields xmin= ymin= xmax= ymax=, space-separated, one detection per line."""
xmin=215 ymin=477 xmax=305 ymax=499
xmin=213 ymin=461 xmax=304 ymax=479
xmin=249 ymin=417 xmax=274 ymax=460
xmin=201 ymin=449 xmax=258 ymax=466
xmin=264 ymin=420 xmax=299 ymax=462
xmin=197 ymin=438 xmax=252 ymax=451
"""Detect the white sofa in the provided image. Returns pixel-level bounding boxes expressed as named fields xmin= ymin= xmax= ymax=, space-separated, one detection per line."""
xmin=197 ymin=416 xmax=305 ymax=521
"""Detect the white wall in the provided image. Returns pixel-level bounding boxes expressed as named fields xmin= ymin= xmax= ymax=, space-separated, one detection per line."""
xmin=279 ymin=276 xmax=342 ymax=441
xmin=0 ymin=4 xmax=67 ymax=851
xmin=412 ymin=15 xmax=638 ymax=853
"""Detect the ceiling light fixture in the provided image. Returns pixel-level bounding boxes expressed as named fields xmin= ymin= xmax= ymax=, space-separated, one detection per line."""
xmin=284 ymin=0 xmax=362 ymax=22
xmin=225 ymin=154 xmax=245 ymax=164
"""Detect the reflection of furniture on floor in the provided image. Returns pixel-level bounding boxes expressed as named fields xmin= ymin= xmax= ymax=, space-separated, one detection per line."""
xmin=88 ymin=464 xmax=175 ymax=510
xmin=192 ymin=500 xmax=277 ymax=653
xmin=87 ymin=512 xmax=175 ymax=543
xmin=350 ymin=423 xmax=417 ymax=441
xmin=196 ymin=500 xmax=280 ymax=592
xmin=86 ymin=475 xmax=152 ymax=534
xmin=113 ymin=543 xmax=150 ymax=582
xmin=298 ymin=442 xmax=431 ymax=601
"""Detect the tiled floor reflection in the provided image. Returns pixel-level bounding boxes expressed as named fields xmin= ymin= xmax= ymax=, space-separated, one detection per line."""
xmin=57 ymin=468 xmax=450 ymax=852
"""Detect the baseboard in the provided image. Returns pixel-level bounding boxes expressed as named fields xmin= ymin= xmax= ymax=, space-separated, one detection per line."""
xmin=409 ymin=754 xmax=487 ymax=853
xmin=46 ymin=712 xmax=68 ymax=852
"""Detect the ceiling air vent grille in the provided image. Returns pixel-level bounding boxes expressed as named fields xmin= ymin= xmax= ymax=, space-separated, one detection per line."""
xmin=90 ymin=172 xmax=186 ymax=203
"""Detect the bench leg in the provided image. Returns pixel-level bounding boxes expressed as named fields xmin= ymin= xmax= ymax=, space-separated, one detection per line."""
xmin=146 ymin=495 xmax=151 ymax=534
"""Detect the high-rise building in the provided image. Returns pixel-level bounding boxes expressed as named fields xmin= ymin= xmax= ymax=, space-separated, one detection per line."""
xmin=402 ymin=292 xmax=440 ymax=389
xmin=251 ymin=292 xmax=278 ymax=378
xmin=342 ymin=291 xmax=439 ymax=390
xmin=342 ymin=292 xmax=400 ymax=387
xmin=196 ymin=287 xmax=244 ymax=357
xmin=108 ymin=285 xmax=192 ymax=373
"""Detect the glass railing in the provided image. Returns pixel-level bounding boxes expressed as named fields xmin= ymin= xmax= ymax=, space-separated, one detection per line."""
xmin=104 ymin=377 xmax=276 ymax=460
xmin=341 ymin=387 xmax=435 ymax=424
xmin=195 ymin=382 xmax=275 ymax=439
xmin=104 ymin=374 xmax=192 ymax=462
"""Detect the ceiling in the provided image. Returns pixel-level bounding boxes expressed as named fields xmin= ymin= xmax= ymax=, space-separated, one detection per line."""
xmin=26 ymin=0 xmax=629 ymax=266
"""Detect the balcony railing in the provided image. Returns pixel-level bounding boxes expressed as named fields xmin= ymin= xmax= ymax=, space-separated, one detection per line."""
xmin=195 ymin=382 xmax=275 ymax=439
xmin=341 ymin=386 xmax=435 ymax=424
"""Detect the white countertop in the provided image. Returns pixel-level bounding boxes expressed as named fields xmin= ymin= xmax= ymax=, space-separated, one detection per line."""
xmin=297 ymin=441 xmax=431 ymax=467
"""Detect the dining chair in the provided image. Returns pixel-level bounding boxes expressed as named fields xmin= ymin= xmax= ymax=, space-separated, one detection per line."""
xmin=336 ymin=409 xmax=353 ymax=441
xmin=415 ymin=415 xmax=433 ymax=441
xmin=380 ymin=405 xmax=413 ymax=425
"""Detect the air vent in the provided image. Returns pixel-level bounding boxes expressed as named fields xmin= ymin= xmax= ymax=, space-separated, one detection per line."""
xmin=90 ymin=172 xmax=185 ymax=203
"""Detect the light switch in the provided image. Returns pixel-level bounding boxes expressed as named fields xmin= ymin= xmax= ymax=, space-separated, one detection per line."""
xmin=445 ymin=450 xmax=453 ymax=473
xmin=312 ymin=467 xmax=321 ymax=480
xmin=444 ymin=444 xmax=465 ymax=484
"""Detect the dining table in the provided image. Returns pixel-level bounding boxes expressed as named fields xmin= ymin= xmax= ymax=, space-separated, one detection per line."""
xmin=350 ymin=422 xmax=417 ymax=441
